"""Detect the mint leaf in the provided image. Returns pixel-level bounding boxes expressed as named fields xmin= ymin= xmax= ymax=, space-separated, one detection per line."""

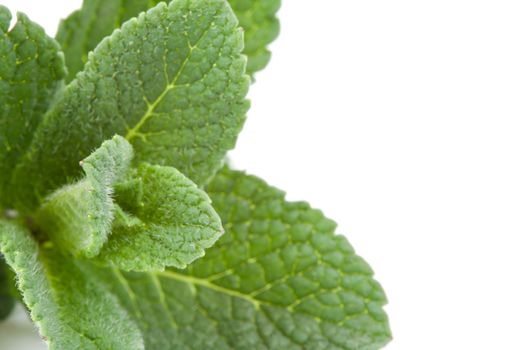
xmin=11 ymin=0 xmax=250 ymax=212
xmin=0 ymin=219 xmax=144 ymax=349
xmin=35 ymin=136 xmax=133 ymax=258
xmin=228 ymin=0 xmax=280 ymax=75
xmin=96 ymin=163 xmax=224 ymax=271
xmin=0 ymin=6 xmax=66 ymax=207
xmin=0 ymin=254 xmax=15 ymax=321
xmin=56 ymin=0 xmax=280 ymax=79
xmin=0 ymin=2 xmax=390 ymax=347
xmin=88 ymin=168 xmax=391 ymax=349
xmin=56 ymin=0 xmax=148 ymax=82
xmin=34 ymin=135 xmax=222 ymax=270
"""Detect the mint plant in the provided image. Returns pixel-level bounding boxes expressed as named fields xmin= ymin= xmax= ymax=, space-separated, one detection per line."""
xmin=0 ymin=1 xmax=391 ymax=349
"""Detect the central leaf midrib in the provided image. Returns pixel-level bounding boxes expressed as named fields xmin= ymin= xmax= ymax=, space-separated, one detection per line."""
xmin=156 ymin=270 xmax=262 ymax=309
xmin=125 ymin=15 xmax=217 ymax=142
xmin=124 ymin=81 xmax=177 ymax=141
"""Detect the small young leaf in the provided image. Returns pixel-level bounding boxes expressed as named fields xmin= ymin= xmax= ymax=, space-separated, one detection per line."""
xmin=57 ymin=0 xmax=280 ymax=79
xmin=0 ymin=254 xmax=15 ymax=321
xmin=0 ymin=6 xmax=66 ymax=207
xmin=11 ymin=0 xmax=249 ymax=212
xmin=0 ymin=219 xmax=144 ymax=350
xmin=96 ymin=163 xmax=224 ymax=271
xmin=88 ymin=168 xmax=391 ymax=349
xmin=35 ymin=135 xmax=133 ymax=258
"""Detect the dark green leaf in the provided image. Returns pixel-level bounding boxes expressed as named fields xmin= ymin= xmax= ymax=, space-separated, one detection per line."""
xmin=0 ymin=254 xmax=15 ymax=321
xmin=0 ymin=6 xmax=66 ymax=207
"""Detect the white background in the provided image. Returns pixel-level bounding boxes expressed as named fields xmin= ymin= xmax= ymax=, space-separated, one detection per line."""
xmin=1 ymin=1 xmax=525 ymax=349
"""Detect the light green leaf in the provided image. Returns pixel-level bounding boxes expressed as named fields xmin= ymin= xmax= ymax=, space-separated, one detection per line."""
xmin=35 ymin=135 xmax=133 ymax=258
xmin=34 ymin=135 xmax=221 ymax=270
xmin=89 ymin=168 xmax=391 ymax=349
xmin=96 ymin=163 xmax=224 ymax=271
xmin=56 ymin=0 xmax=280 ymax=80
xmin=12 ymin=0 xmax=250 ymax=212
xmin=0 ymin=6 xmax=66 ymax=207
xmin=228 ymin=0 xmax=281 ymax=75
xmin=0 ymin=254 xmax=15 ymax=321
xmin=0 ymin=219 xmax=144 ymax=350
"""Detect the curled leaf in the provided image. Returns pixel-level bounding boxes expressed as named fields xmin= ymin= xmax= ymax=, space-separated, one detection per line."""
xmin=96 ymin=163 xmax=224 ymax=271
xmin=35 ymin=135 xmax=133 ymax=258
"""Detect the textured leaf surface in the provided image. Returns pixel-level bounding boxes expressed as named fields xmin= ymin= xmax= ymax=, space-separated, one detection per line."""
xmin=90 ymin=168 xmax=391 ymax=349
xmin=57 ymin=0 xmax=280 ymax=79
xmin=0 ymin=219 xmax=144 ymax=350
xmin=96 ymin=163 xmax=223 ymax=271
xmin=35 ymin=136 xmax=133 ymax=258
xmin=0 ymin=255 xmax=15 ymax=320
xmin=0 ymin=6 xmax=66 ymax=207
xmin=12 ymin=0 xmax=249 ymax=212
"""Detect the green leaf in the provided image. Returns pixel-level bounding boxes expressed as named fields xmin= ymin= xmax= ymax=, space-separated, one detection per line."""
xmin=11 ymin=0 xmax=250 ymax=212
xmin=35 ymin=135 xmax=133 ymax=258
xmin=34 ymin=135 xmax=222 ymax=270
xmin=95 ymin=163 xmax=224 ymax=271
xmin=89 ymin=168 xmax=391 ymax=349
xmin=0 ymin=6 xmax=66 ymax=207
xmin=228 ymin=0 xmax=281 ymax=75
xmin=56 ymin=0 xmax=150 ymax=82
xmin=56 ymin=0 xmax=280 ymax=80
xmin=0 ymin=254 xmax=15 ymax=321
xmin=0 ymin=219 xmax=144 ymax=350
